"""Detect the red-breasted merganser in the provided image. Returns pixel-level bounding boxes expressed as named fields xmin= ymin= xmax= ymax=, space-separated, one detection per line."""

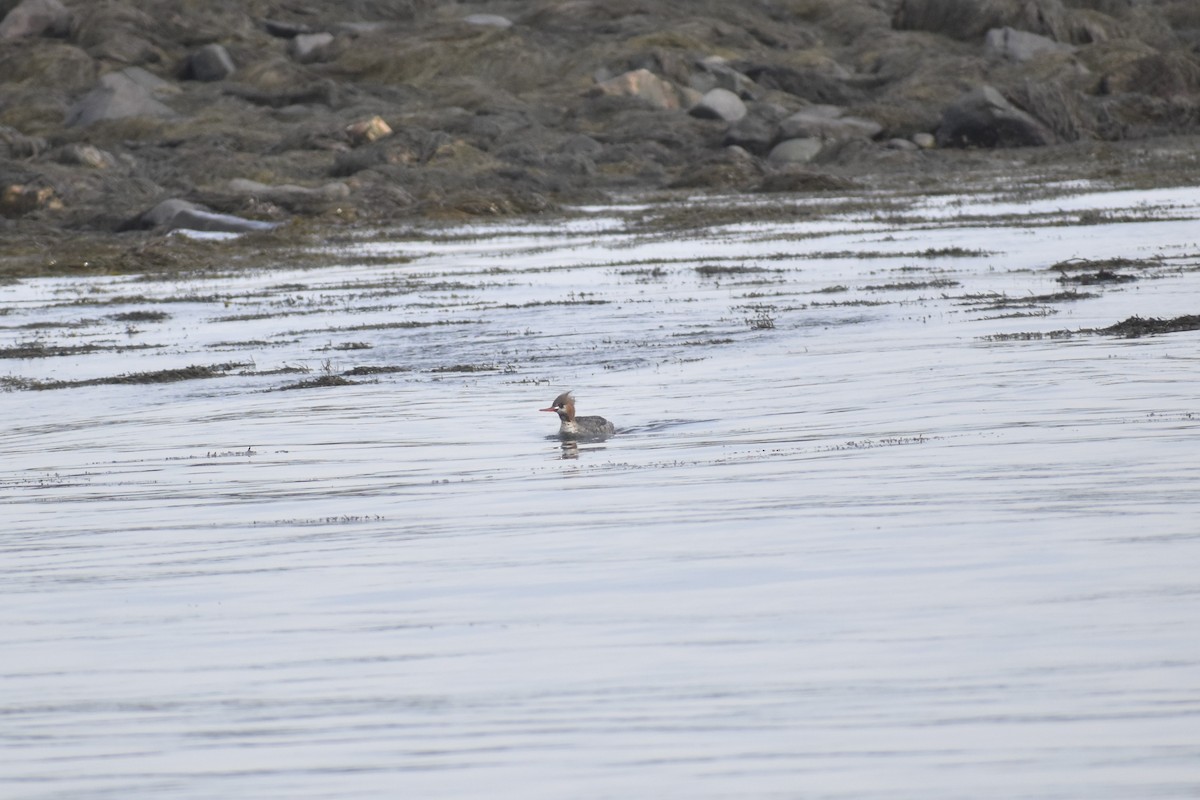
xmin=540 ymin=391 xmax=615 ymax=440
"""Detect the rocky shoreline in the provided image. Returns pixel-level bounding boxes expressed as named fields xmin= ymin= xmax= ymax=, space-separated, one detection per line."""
xmin=2 ymin=0 xmax=1199 ymax=277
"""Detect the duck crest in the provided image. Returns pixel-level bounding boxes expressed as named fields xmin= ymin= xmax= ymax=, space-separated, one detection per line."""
xmin=539 ymin=390 xmax=615 ymax=440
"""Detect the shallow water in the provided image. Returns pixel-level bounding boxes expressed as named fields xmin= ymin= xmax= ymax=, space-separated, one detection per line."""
xmin=3 ymin=187 xmax=1200 ymax=799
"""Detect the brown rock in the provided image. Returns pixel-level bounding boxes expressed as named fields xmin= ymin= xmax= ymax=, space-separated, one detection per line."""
xmin=590 ymin=68 xmax=692 ymax=110
xmin=346 ymin=115 xmax=393 ymax=146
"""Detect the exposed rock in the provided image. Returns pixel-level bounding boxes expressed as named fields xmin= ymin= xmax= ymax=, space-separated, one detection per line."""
xmin=463 ymin=14 xmax=512 ymax=28
xmin=136 ymin=199 xmax=282 ymax=233
xmin=0 ymin=0 xmax=1197 ymax=252
xmin=779 ymin=108 xmax=883 ymax=141
xmin=936 ymin=85 xmax=1055 ymax=147
xmin=187 ymin=43 xmax=236 ymax=81
xmin=689 ymin=88 xmax=747 ymax=122
xmin=0 ymin=0 xmax=70 ymax=40
xmin=65 ymin=68 xmax=179 ymax=127
xmin=346 ymin=115 xmax=393 ymax=145
xmin=590 ymin=68 xmax=694 ymax=110
xmin=289 ymin=32 xmax=335 ymax=64
xmin=722 ymin=102 xmax=788 ymax=155
xmin=767 ymin=137 xmax=824 ymax=164
xmin=985 ymin=27 xmax=1076 ymax=61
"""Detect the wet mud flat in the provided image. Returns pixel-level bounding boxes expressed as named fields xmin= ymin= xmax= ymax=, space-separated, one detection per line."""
xmin=3 ymin=185 xmax=1200 ymax=799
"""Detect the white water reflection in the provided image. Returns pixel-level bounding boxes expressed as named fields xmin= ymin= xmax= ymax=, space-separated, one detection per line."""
xmin=2 ymin=188 xmax=1200 ymax=799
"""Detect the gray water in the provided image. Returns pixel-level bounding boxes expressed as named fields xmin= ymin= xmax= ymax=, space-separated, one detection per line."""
xmin=3 ymin=187 xmax=1200 ymax=799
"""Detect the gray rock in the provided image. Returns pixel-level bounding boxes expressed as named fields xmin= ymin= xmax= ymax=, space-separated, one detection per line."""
xmin=463 ymin=14 xmax=512 ymax=28
xmin=65 ymin=68 xmax=178 ymax=127
xmin=984 ymin=27 xmax=1075 ymax=62
xmin=139 ymin=199 xmax=282 ymax=233
xmin=226 ymin=178 xmax=350 ymax=203
xmin=188 ymin=43 xmax=236 ymax=81
xmin=912 ymin=132 xmax=936 ymax=149
xmin=722 ymin=102 xmax=788 ymax=156
xmin=779 ymin=109 xmax=882 ymax=141
xmin=0 ymin=0 xmax=70 ymax=40
xmin=936 ymin=85 xmax=1055 ymax=148
xmin=689 ymin=88 xmax=747 ymax=122
xmin=691 ymin=57 xmax=758 ymax=99
xmin=115 ymin=65 xmax=178 ymax=94
xmin=767 ymin=137 xmax=823 ymax=164
xmin=289 ymin=32 xmax=334 ymax=64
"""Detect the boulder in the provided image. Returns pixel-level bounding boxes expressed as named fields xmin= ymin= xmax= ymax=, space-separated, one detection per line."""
xmin=779 ymin=108 xmax=883 ymax=140
xmin=137 ymin=199 xmax=282 ymax=233
xmin=689 ymin=88 xmax=747 ymax=122
xmin=936 ymin=85 xmax=1055 ymax=147
xmin=722 ymin=102 xmax=788 ymax=155
xmin=767 ymin=137 xmax=823 ymax=164
xmin=65 ymin=68 xmax=179 ymax=127
xmin=0 ymin=0 xmax=70 ymax=40
xmin=187 ymin=43 xmax=236 ymax=81
xmin=289 ymin=32 xmax=334 ymax=64
xmin=984 ymin=27 xmax=1075 ymax=61
xmin=590 ymin=68 xmax=694 ymax=110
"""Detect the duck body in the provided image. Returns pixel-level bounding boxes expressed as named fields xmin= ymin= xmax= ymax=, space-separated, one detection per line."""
xmin=540 ymin=391 xmax=615 ymax=440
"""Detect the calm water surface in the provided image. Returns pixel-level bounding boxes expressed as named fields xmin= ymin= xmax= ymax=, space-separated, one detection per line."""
xmin=3 ymin=187 xmax=1200 ymax=798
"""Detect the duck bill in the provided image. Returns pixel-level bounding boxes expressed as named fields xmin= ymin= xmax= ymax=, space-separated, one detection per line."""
xmin=539 ymin=406 xmax=557 ymax=412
